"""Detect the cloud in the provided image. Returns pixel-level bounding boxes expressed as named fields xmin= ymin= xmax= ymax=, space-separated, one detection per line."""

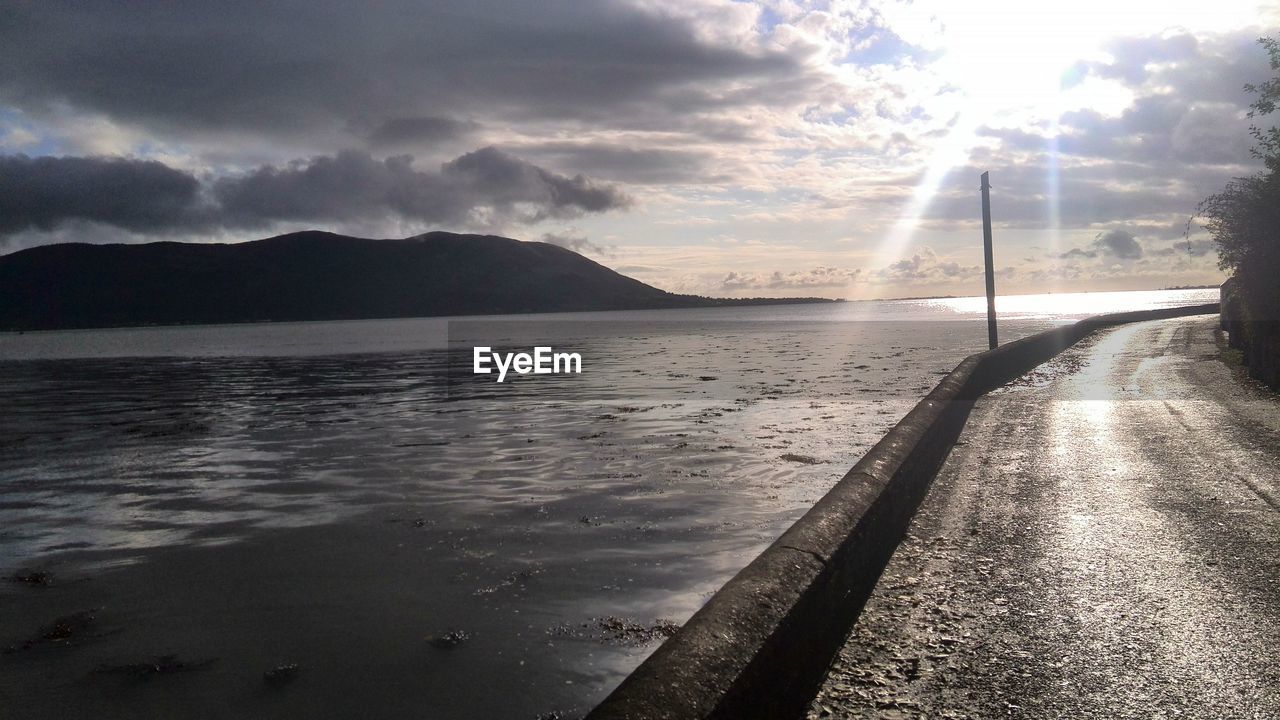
xmin=877 ymin=247 xmax=979 ymax=283
xmin=613 ymin=264 xmax=668 ymax=274
xmin=1059 ymin=248 xmax=1098 ymax=259
xmin=0 ymin=154 xmax=203 ymax=235
xmin=1153 ymin=238 xmax=1215 ymax=258
xmin=539 ymin=231 xmax=609 ymax=256
xmin=1084 ymin=31 xmax=1266 ymax=106
xmin=924 ymin=30 xmax=1267 ymax=238
xmin=720 ymin=266 xmax=861 ymax=291
xmin=1058 ymin=228 xmax=1144 ymax=260
xmin=440 ymin=147 xmax=630 ymax=218
xmin=516 ymin=142 xmax=723 ymax=184
xmin=1093 ymin=229 xmax=1143 ymax=259
xmin=365 ymin=116 xmax=476 ymax=148
xmin=0 ymin=148 xmax=630 ymax=238
xmin=0 ymin=0 xmax=813 ymax=142
xmin=0 ymin=3 xmax=1255 ymax=293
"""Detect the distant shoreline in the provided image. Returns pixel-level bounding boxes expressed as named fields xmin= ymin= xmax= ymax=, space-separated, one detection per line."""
xmin=848 ymin=285 xmax=1222 ymax=304
xmin=0 ymin=287 xmax=1226 ymax=335
xmin=0 ymin=296 xmax=844 ymax=334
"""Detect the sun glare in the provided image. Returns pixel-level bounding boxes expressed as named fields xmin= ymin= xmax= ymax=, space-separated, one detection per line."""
xmin=866 ymin=0 xmax=1268 ymax=288
xmin=931 ymin=288 xmax=1213 ymax=319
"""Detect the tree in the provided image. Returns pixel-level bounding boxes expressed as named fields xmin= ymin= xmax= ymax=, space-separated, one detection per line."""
xmin=1197 ymin=36 xmax=1280 ymax=315
xmin=1245 ymin=37 xmax=1280 ymax=171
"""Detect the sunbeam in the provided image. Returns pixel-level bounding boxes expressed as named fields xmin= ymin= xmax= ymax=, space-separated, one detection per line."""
xmin=862 ymin=0 xmax=1264 ymax=291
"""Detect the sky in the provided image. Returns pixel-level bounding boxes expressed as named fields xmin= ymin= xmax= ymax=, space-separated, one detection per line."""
xmin=1 ymin=0 xmax=1277 ymax=299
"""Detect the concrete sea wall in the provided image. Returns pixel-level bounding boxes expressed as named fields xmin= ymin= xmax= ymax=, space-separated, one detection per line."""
xmin=586 ymin=302 xmax=1220 ymax=720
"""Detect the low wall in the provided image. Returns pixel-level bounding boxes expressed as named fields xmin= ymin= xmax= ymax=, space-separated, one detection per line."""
xmin=585 ymin=302 xmax=1219 ymax=720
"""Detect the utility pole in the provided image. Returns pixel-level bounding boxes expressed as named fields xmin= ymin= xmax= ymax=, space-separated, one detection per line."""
xmin=980 ymin=171 xmax=998 ymax=350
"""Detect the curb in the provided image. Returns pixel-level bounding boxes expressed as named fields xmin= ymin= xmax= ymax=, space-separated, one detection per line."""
xmin=585 ymin=302 xmax=1220 ymax=720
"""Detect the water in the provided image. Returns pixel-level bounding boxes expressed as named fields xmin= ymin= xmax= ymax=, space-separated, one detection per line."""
xmin=0 ymin=289 xmax=1216 ymax=718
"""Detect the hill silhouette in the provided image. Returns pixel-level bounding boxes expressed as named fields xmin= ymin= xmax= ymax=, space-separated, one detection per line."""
xmin=0 ymin=231 xmax=837 ymax=330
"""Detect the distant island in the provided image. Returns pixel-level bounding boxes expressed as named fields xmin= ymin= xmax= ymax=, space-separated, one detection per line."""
xmin=868 ymin=294 xmax=958 ymax=302
xmin=0 ymin=231 xmax=841 ymax=331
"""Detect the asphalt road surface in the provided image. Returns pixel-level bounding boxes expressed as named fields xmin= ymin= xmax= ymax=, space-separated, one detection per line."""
xmin=809 ymin=315 xmax=1280 ymax=719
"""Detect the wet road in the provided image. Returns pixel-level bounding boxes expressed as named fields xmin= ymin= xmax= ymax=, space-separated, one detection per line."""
xmin=809 ymin=316 xmax=1280 ymax=719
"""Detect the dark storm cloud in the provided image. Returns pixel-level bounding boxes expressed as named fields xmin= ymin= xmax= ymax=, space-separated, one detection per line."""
xmin=518 ymin=142 xmax=723 ymax=184
xmin=442 ymin=147 xmax=632 ymax=216
xmin=366 ymin=117 xmax=477 ymax=148
xmin=0 ymin=148 xmax=629 ymax=237
xmin=0 ymin=0 xmax=808 ymax=140
xmin=0 ymin=155 xmax=203 ymax=235
xmin=213 ymin=147 xmax=633 ymax=226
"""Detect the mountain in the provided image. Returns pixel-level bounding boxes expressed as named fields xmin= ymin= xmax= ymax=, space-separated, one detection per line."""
xmin=0 ymin=231 xmax=838 ymax=330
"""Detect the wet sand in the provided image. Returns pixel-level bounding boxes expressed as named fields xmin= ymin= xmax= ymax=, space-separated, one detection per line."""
xmin=3 ymin=377 xmax=921 ymax=719
xmin=2 ymin=512 xmax=721 ymax=719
